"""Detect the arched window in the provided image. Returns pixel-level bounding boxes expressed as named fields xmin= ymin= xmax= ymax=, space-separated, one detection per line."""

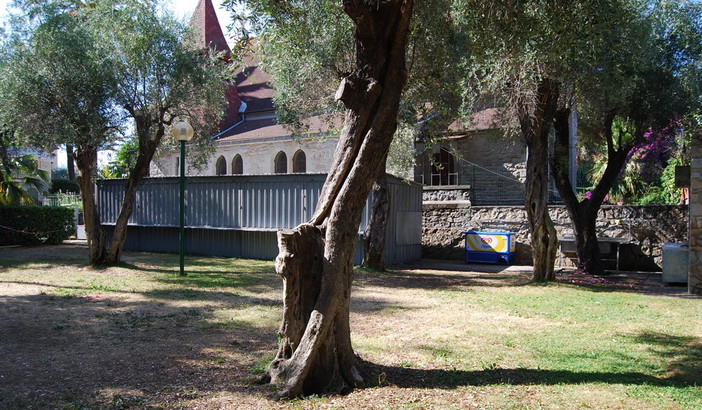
xmin=292 ymin=150 xmax=306 ymax=173
xmin=274 ymin=151 xmax=287 ymax=174
xmin=431 ymin=147 xmax=457 ymax=186
xmin=231 ymin=154 xmax=243 ymax=175
xmin=215 ymin=155 xmax=226 ymax=175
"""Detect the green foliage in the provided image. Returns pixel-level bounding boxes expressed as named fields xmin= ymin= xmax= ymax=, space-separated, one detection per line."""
xmin=101 ymin=137 xmax=139 ymax=179
xmin=5 ymin=0 xmax=231 ymax=178
xmin=4 ymin=3 xmax=120 ymax=154
xmin=0 ymin=205 xmax=74 ymax=245
xmin=387 ymin=124 xmax=418 ymax=180
xmin=0 ymin=153 xmax=51 ymax=205
xmin=50 ymin=178 xmax=80 ymax=194
xmin=632 ymin=151 xmax=686 ymax=205
xmin=224 ymin=0 xmax=464 ymax=164
xmin=51 ymin=167 xmax=68 ymax=179
xmin=85 ymin=0 xmax=229 ymax=171
xmin=224 ymin=0 xmax=352 ymax=126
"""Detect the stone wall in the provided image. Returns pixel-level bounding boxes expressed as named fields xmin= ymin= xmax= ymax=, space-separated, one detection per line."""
xmin=415 ymin=132 xmax=528 ymax=205
xmin=423 ymin=186 xmax=472 ymax=202
xmin=423 ymin=204 xmax=688 ymax=271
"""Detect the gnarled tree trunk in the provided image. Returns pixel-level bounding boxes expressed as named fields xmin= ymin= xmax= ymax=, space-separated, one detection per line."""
xmin=262 ymin=0 xmax=414 ymax=398
xmin=363 ymin=166 xmax=390 ymax=271
xmin=105 ymin=120 xmax=166 ymax=264
xmin=518 ymin=78 xmax=560 ymax=281
xmin=551 ymin=109 xmax=632 ymax=275
xmin=75 ymin=143 xmax=107 ymax=265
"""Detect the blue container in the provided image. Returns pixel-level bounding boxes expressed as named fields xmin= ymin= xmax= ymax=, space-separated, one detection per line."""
xmin=465 ymin=231 xmax=516 ymax=265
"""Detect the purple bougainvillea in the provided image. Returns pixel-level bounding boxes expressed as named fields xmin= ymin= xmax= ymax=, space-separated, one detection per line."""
xmin=628 ymin=123 xmax=682 ymax=183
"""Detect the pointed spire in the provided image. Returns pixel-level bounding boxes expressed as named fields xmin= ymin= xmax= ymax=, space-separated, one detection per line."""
xmin=189 ymin=0 xmax=243 ymax=132
xmin=190 ymin=0 xmax=231 ymax=54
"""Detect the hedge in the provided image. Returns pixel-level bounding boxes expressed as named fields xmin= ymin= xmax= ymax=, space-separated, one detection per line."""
xmin=50 ymin=178 xmax=81 ymax=194
xmin=0 ymin=206 xmax=75 ymax=246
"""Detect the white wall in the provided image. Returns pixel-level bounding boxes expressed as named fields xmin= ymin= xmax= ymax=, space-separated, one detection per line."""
xmin=151 ymin=136 xmax=338 ymax=176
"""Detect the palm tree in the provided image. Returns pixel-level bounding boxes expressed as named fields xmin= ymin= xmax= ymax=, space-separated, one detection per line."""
xmin=0 ymin=153 xmax=51 ymax=205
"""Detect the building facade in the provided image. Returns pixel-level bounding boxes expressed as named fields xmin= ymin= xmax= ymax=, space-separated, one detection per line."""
xmin=150 ymin=0 xmax=339 ymax=178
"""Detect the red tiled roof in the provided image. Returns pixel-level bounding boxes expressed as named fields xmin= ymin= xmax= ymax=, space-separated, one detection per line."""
xmin=217 ymin=115 xmax=340 ymax=142
xmin=188 ymin=3 xmax=324 ymax=142
xmin=447 ymin=107 xmax=504 ymax=136
xmin=233 ymin=48 xmax=275 ymax=113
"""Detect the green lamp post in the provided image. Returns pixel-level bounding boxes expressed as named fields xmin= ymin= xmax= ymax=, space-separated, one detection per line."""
xmin=171 ymin=120 xmax=194 ymax=276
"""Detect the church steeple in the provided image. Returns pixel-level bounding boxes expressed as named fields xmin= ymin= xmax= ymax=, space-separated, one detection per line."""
xmin=190 ymin=0 xmax=231 ymax=54
xmin=189 ymin=0 xmax=243 ymax=131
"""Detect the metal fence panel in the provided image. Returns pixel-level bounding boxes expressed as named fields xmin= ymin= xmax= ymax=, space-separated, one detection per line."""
xmin=97 ymin=173 xmax=421 ymax=264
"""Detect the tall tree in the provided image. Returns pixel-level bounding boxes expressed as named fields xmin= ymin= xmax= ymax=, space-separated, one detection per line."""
xmin=549 ymin=0 xmax=702 ymax=274
xmin=455 ymin=0 xmax=596 ymax=280
xmin=228 ymin=0 xmax=462 ymax=271
xmin=3 ymin=5 xmax=119 ymax=262
xmin=6 ymin=0 xmax=229 ymax=265
xmin=230 ymin=0 xmax=416 ymax=398
xmin=454 ymin=0 xmax=684 ymax=279
xmin=90 ymin=0 xmax=228 ymax=264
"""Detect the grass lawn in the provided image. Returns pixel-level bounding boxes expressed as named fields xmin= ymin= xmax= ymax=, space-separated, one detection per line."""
xmin=1 ymin=244 xmax=700 ymax=409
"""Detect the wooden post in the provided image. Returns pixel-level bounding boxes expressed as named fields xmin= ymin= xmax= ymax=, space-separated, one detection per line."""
xmin=688 ymin=130 xmax=702 ymax=295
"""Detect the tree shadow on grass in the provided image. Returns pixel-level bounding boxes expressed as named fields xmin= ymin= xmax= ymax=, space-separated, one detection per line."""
xmin=629 ymin=331 xmax=702 ymax=385
xmin=364 ymin=330 xmax=702 ymax=390
xmin=0 ymin=245 xmax=89 ymax=271
xmin=143 ymin=288 xmax=282 ymax=308
xmin=367 ymin=364 xmax=682 ymax=389
xmin=0 ymin=292 xmax=280 ymax=409
xmin=356 ymin=269 xmax=533 ymax=292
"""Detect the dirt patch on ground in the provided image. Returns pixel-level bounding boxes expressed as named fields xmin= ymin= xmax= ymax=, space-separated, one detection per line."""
xmin=1 ymin=244 xmax=282 ymax=409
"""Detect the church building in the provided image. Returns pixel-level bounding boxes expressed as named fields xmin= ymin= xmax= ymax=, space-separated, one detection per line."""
xmin=149 ymin=0 xmax=338 ymax=178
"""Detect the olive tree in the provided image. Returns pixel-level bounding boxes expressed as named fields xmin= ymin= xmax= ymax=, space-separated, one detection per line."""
xmin=6 ymin=0 xmax=230 ymax=265
xmin=226 ymin=0 xmax=419 ymax=398
xmin=227 ymin=0 xmax=462 ymax=271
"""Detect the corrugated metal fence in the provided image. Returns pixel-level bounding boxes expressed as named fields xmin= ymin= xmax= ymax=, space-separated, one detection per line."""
xmin=97 ymin=173 xmax=422 ymax=265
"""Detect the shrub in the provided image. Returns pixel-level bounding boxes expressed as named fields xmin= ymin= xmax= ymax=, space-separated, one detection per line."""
xmin=0 ymin=206 xmax=75 ymax=246
xmin=50 ymin=178 xmax=81 ymax=194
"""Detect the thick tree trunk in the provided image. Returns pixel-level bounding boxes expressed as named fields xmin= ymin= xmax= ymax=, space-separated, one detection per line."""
xmin=66 ymin=145 xmax=76 ymax=181
xmin=74 ymin=144 xmax=107 ymax=265
xmin=519 ymin=79 xmax=559 ymax=281
xmin=263 ymin=0 xmax=414 ymax=398
xmin=363 ymin=167 xmax=390 ymax=271
xmin=551 ymin=109 xmax=631 ymax=274
xmin=105 ymin=124 xmax=164 ymax=264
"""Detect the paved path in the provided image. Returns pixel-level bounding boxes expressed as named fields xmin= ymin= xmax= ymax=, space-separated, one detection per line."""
xmin=396 ymin=259 xmax=700 ymax=298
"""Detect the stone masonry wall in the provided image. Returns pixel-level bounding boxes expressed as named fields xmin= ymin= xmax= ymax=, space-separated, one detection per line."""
xmin=423 ymin=186 xmax=472 ymax=202
xmin=417 ymin=132 xmax=527 ymax=205
xmin=423 ymin=204 xmax=688 ymax=271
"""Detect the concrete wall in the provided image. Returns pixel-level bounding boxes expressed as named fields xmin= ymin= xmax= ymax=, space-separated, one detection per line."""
xmin=423 ymin=204 xmax=688 ymax=271
xmin=151 ymin=136 xmax=338 ymax=177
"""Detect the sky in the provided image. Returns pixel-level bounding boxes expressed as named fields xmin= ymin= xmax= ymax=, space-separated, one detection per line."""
xmin=1 ymin=0 xmax=234 ymax=33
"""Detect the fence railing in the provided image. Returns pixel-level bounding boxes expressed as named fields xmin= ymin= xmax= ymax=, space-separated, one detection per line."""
xmin=43 ymin=194 xmax=82 ymax=208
